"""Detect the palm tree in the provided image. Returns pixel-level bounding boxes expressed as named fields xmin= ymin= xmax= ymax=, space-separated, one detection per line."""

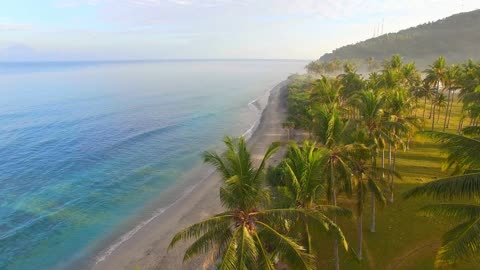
xmin=442 ymin=65 xmax=461 ymax=131
xmin=272 ymin=141 xmax=351 ymax=265
xmin=383 ymin=87 xmax=417 ymax=202
xmin=431 ymin=93 xmax=447 ymax=130
xmin=424 ymin=56 xmax=447 ymax=120
xmin=350 ymin=150 xmax=389 ymax=260
xmin=169 ymin=137 xmax=347 ymax=269
xmin=404 ymin=131 xmax=480 ymax=268
xmin=420 ymin=81 xmax=434 ymax=126
xmin=313 ymin=105 xmax=357 ymax=270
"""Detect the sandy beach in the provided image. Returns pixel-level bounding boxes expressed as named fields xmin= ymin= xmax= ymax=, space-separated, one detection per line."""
xmin=91 ymin=80 xmax=290 ymax=270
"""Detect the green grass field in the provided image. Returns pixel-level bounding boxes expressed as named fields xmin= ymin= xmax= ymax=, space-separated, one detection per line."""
xmin=314 ymin=98 xmax=478 ymax=269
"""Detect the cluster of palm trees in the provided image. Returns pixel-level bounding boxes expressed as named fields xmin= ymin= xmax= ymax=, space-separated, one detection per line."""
xmin=287 ymin=54 xmax=480 ymax=267
xmin=169 ymin=55 xmax=480 ymax=269
xmin=306 ymin=58 xmax=345 ymax=75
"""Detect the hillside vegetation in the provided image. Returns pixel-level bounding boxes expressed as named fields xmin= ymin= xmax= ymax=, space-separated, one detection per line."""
xmin=319 ymin=9 xmax=480 ymax=67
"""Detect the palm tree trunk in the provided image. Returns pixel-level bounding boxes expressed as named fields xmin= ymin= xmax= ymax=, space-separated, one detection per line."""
xmin=429 ymin=82 xmax=439 ymax=119
xmin=391 ymin=148 xmax=397 ymax=203
xmin=370 ymin=193 xmax=376 ymax=233
xmin=331 ymin=162 xmax=340 ymax=270
xmin=443 ymin=89 xmax=451 ymax=131
xmin=370 ymin=156 xmax=377 ymax=233
xmin=358 ymin=213 xmax=363 ymax=260
xmin=437 ymin=106 xmax=441 ymax=124
xmin=422 ymin=95 xmax=427 ymax=124
xmin=388 ymin=142 xmax=393 ymax=203
xmin=458 ymin=117 xmax=464 ymax=134
xmin=414 ymin=97 xmax=418 ymax=117
xmin=429 ymin=99 xmax=434 ymax=119
xmin=382 ymin=148 xmax=385 ymax=179
xmin=305 ymin=222 xmax=312 ymax=254
xmin=431 ymin=104 xmax=436 ymax=131
xmin=446 ymin=92 xmax=455 ymax=129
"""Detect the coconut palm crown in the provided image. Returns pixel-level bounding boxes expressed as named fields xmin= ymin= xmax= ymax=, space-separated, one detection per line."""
xmin=169 ymin=136 xmax=347 ymax=270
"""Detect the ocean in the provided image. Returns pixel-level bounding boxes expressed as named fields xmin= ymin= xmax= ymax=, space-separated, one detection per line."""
xmin=0 ymin=60 xmax=306 ymax=269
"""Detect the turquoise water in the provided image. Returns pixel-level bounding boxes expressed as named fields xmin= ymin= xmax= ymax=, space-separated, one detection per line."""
xmin=0 ymin=60 xmax=306 ymax=269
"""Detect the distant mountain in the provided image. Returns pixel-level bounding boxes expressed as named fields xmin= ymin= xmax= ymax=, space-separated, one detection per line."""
xmin=320 ymin=9 xmax=480 ymax=66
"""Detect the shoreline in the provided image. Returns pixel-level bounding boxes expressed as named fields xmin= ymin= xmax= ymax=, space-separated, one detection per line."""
xmin=89 ymin=80 xmax=289 ymax=270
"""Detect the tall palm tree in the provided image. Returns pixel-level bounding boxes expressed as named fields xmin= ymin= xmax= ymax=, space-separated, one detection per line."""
xmin=424 ymin=56 xmax=448 ymax=120
xmin=352 ymin=89 xmax=388 ymax=231
xmin=272 ymin=141 xmax=350 ymax=266
xmin=350 ymin=147 xmax=390 ymax=260
xmin=313 ymin=105 xmax=357 ymax=270
xmin=404 ymin=131 xmax=480 ymax=268
xmin=383 ymin=87 xmax=418 ymax=202
xmin=169 ymin=137 xmax=346 ymax=269
xmin=442 ymin=65 xmax=461 ymax=131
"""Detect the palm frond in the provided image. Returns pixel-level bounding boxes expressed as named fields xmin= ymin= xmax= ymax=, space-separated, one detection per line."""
xmin=368 ymin=178 xmax=386 ymax=205
xmin=419 ymin=203 xmax=480 ymax=220
xmin=169 ymin=213 xmax=233 ymax=249
xmin=253 ymin=231 xmax=276 ymax=270
xmin=403 ymin=173 xmax=480 ymax=200
xmin=237 ymin=226 xmax=258 ymax=269
xmin=219 ymin=226 xmax=242 ymax=270
xmin=183 ymin=222 xmax=233 ymax=261
xmin=252 ymin=142 xmax=282 ymax=182
xmin=257 ymin=208 xmax=349 ymax=250
xmin=463 ymin=126 xmax=480 ymax=136
xmin=203 ymin=151 xmax=232 ymax=179
xmin=435 ymin=217 xmax=480 ymax=267
xmin=256 ymin=220 xmax=314 ymax=270
xmin=419 ymin=131 xmax=480 ymax=170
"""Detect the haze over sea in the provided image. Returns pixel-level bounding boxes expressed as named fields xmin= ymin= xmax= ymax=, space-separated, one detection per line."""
xmin=0 ymin=60 xmax=306 ymax=270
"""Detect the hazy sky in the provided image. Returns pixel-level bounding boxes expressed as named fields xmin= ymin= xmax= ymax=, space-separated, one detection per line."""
xmin=1 ymin=0 xmax=479 ymax=61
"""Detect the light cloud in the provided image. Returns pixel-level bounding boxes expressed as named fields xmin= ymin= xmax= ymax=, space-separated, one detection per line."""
xmin=0 ymin=22 xmax=32 ymax=31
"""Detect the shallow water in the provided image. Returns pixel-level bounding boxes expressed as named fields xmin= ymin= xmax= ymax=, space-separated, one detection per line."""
xmin=0 ymin=60 xmax=306 ymax=270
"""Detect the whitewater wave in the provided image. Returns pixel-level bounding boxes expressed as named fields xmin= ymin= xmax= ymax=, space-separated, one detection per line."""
xmin=242 ymin=86 xmax=274 ymax=140
xmin=95 ymin=168 xmax=215 ymax=264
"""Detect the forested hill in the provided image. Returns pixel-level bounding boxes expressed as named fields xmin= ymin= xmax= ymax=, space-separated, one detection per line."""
xmin=320 ymin=9 xmax=480 ymax=66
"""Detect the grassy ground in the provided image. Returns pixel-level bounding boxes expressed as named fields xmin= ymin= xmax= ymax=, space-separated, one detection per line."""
xmin=315 ymin=97 xmax=478 ymax=269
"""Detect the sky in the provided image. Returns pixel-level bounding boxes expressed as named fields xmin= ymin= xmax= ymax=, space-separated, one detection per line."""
xmin=1 ymin=0 xmax=479 ymax=61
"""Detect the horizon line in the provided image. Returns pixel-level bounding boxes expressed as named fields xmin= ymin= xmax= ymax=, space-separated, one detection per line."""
xmin=0 ymin=58 xmax=311 ymax=64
